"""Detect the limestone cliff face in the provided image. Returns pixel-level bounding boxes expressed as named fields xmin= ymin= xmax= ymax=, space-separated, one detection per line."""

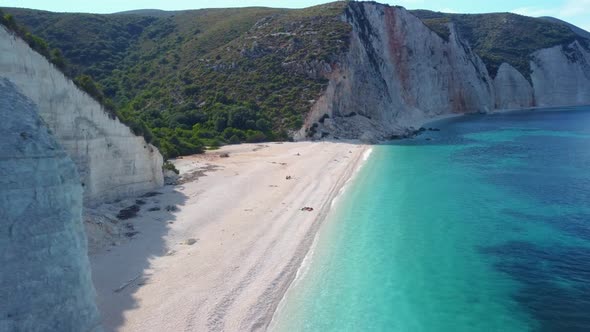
xmin=493 ymin=41 xmax=590 ymax=109
xmin=0 ymin=26 xmax=163 ymax=204
xmin=531 ymin=41 xmax=590 ymax=106
xmin=493 ymin=63 xmax=534 ymax=109
xmin=0 ymin=78 xmax=100 ymax=331
xmin=303 ymin=2 xmax=590 ymax=139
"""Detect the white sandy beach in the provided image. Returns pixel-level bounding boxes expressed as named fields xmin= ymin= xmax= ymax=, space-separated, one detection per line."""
xmin=90 ymin=141 xmax=368 ymax=331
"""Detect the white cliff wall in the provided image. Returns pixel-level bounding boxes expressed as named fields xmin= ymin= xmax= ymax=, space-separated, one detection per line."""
xmin=531 ymin=41 xmax=590 ymax=106
xmin=493 ymin=41 xmax=590 ymax=110
xmin=305 ymin=2 xmax=590 ymax=139
xmin=493 ymin=63 xmax=534 ymax=109
xmin=303 ymin=2 xmax=495 ymax=139
xmin=0 ymin=78 xmax=101 ymax=331
xmin=0 ymin=26 xmax=163 ymax=204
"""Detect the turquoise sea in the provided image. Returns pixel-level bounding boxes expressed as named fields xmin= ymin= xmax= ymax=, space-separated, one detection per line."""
xmin=270 ymin=106 xmax=590 ymax=332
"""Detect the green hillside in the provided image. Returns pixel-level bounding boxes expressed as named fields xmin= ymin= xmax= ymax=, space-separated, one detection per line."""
xmin=2 ymin=3 xmax=350 ymax=158
xmin=411 ymin=10 xmax=580 ymax=78
xmin=2 ymin=2 xmax=586 ymax=158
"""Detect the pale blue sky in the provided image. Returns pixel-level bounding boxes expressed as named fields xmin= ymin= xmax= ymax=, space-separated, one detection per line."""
xmin=2 ymin=0 xmax=589 ymax=31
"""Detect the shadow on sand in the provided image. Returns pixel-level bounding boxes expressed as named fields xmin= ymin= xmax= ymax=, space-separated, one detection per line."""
xmin=89 ymin=185 xmax=188 ymax=331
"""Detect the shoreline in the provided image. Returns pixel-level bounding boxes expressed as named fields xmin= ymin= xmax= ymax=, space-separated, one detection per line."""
xmin=265 ymin=146 xmax=373 ymax=330
xmin=418 ymin=112 xmax=465 ymax=128
xmin=231 ymin=141 xmax=371 ymax=331
xmin=493 ymin=103 xmax=590 ymax=113
xmin=90 ymin=141 xmax=369 ymax=331
xmin=87 ymin=106 xmax=587 ymax=331
xmin=420 ymin=104 xmax=590 ymax=129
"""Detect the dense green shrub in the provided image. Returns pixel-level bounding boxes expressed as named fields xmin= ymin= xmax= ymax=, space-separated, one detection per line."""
xmin=163 ymin=160 xmax=179 ymax=174
xmin=50 ymin=48 xmax=66 ymax=69
xmin=245 ymin=130 xmax=267 ymax=143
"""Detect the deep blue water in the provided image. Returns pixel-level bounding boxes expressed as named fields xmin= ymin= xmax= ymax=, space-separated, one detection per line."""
xmin=271 ymin=106 xmax=590 ymax=331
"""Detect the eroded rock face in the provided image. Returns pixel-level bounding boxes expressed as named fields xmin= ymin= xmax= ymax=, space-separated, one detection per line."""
xmin=0 ymin=78 xmax=101 ymax=331
xmin=299 ymin=2 xmax=495 ymax=139
xmin=300 ymin=2 xmax=590 ymax=140
xmin=0 ymin=26 xmax=163 ymax=205
xmin=493 ymin=63 xmax=534 ymax=109
xmin=531 ymin=41 xmax=590 ymax=106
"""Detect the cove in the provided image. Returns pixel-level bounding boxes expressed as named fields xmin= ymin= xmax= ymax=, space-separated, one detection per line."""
xmin=271 ymin=106 xmax=590 ymax=332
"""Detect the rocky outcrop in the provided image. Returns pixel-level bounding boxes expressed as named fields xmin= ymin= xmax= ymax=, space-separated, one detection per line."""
xmin=298 ymin=2 xmax=495 ymax=140
xmin=301 ymin=2 xmax=590 ymax=139
xmin=0 ymin=78 xmax=101 ymax=331
xmin=531 ymin=41 xmax=590 ymax=106
xmin=0 ymin=26 xmax=163 ymax=205
xmin=493 ymin=41 xmax=590 ymax=109
xmin=493 ymin=63 xmax=534 ymax=109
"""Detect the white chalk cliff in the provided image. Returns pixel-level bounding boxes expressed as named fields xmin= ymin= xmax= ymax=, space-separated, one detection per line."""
xmin=531 ymin=41 xmax=590 ymax=106
xmin=0 ymin=26 xmax=163 ymax=205
xmin=302 ymin=2 xmax=590 ymax=139
xmin=0 ymin=78 xmax=101 ymax=331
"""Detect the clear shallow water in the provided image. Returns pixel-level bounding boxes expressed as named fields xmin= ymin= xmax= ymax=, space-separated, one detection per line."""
xmin=270 ymin=107 xmax=590 ymax=332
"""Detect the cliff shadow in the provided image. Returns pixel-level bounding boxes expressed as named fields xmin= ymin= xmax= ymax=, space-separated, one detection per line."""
xmin=88 ymin=185 xmax=188 ymax=331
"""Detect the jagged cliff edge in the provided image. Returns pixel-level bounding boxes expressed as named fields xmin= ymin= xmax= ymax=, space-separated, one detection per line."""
xmin=298 ymin=2 xmax=590 ymax=141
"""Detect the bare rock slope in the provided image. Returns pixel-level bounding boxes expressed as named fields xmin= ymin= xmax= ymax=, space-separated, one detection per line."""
xmin=303 ymin=2 xmax=590 ymax=139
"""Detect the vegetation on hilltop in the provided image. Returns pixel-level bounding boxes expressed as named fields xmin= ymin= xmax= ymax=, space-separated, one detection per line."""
xmin=411 ymin=10 xmax=579 ymax=78
xmin=3 ymin=3 xmax=587 ymax=158
xmin=0 ymin=9 xmax=155 ymax=142
xmin=0 ymin=9 xmax=158 ymax=79
xmin=3 ymin=2 xmax=350 ymax=158
xmin=0 ymin=9 xmax=66 ymax=70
